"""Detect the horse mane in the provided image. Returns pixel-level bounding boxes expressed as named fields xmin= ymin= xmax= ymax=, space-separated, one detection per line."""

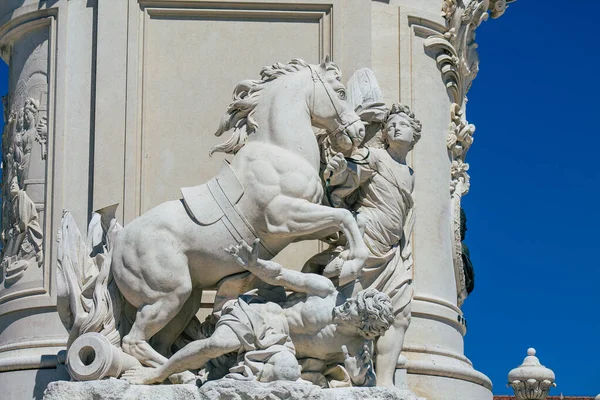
xmin=210 ymin=59 xmax=340 ymax=155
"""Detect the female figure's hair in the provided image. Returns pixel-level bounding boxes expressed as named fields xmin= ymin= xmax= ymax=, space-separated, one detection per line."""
xmin=384 ymin=103 xmax=422 ymax=150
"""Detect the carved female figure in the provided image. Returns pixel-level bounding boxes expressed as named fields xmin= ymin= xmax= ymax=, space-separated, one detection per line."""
xmin=306 ymin=104 xmax=422 ymax=387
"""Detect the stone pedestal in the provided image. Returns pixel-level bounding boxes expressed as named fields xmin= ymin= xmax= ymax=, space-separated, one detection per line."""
xmin=0 ymin=1 xmax=513 ymax=399
xmin=43 ymin=378 xmax=422 ymax=400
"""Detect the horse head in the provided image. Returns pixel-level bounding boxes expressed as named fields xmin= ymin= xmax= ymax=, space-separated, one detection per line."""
xmin=211 ymin=57 xmax=365 ymax=156
xmin=308 ymin=55 xmax=365 ymax=154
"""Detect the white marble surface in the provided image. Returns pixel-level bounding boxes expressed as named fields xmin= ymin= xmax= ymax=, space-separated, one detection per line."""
xmin=43 ymin=378 xmax=422 ymax=400
xmin=0 ymin=1 xmax=515 ymax=399
xmin=508 ymin=348 xmax=556 ymax=400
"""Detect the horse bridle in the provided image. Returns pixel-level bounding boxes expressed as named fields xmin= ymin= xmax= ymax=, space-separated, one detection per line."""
xmin=308 ymin=65 xmax=362 ymax=145
xmin=308 ymin=65 xmax=372 ymax=207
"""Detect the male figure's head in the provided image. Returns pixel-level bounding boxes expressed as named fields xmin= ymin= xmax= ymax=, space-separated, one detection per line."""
xmin=382 ymin=103 xmax=422 ymax=152
xmin=333 ymin=288 xmax=394 ymax=340
xmin=23 ymin=99 xmax=38 ymax=129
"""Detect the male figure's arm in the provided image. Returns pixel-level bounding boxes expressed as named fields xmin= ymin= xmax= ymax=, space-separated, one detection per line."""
xmin=227 ymin=239 xmax=335 ymax=298
xmin=342 ymin=343 xmax=377 ymax=387
xmin=324 ymin=151 xmax=375 ymax=207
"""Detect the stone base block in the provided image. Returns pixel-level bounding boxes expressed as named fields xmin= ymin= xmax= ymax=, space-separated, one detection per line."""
xmin=43 ymin=378 xmax=422 ymax=400
xmin=407 ymin=373 xmax=492 ymax=400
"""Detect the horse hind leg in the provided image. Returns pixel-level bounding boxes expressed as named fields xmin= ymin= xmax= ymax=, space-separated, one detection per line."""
xmin=151 ymin=288 xmax=204 ymax=357
xmin=121 ymin=275 xmax=193 ymax=369
xmin=149 ymin=288 xmax=204 ymax=384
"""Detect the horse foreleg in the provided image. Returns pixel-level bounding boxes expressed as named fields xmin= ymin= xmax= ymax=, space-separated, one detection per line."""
xmin=266 ymin=197 xmax=369 ymax=279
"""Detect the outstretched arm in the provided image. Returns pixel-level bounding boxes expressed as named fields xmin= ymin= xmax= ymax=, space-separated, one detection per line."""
xmin=227 ymin=239 xmax=336 ymax=298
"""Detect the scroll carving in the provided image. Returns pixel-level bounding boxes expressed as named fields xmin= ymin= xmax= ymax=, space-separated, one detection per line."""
xmin=425 ymin=0 xmax=514 ymax=304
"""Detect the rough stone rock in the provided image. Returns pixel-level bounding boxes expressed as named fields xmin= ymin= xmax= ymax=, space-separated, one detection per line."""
xmin=43 ymin=378 xmax=421 ymax=400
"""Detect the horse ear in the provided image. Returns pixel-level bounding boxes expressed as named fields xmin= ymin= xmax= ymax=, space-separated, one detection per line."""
xmin=320 ymin=54 xmax=331 ymax=69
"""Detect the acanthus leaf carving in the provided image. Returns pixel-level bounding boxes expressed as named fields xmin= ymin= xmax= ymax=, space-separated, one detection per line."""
xmin=428 ymin=0 xmax=515 ymax=305
xmin=425 ymin=0 xmax=490 ymax=110
xmin=441 ymin=0 xmax=458 ymax=21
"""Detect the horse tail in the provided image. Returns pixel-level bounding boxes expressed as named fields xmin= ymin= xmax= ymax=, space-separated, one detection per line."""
xmin=57 ymin=209 xmax=124 ymax=349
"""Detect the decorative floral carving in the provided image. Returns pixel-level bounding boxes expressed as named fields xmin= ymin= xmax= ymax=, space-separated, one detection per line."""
xmin=441 ymin=0 xmax=457 ymax=21
xmin=427 ymin=0 xmax=514 ymax=305
xmin=447 ymin=104 xmax=475 ymax=173
xmin=451 ymin=157 xmax=469 ymax=306
xmin=450 ymin=159 xmax=470 ymax=196
xmin=509 ymin=379 xmax=556 ymax=400
xmin=426 ymin=1 xmax=489 ymax=110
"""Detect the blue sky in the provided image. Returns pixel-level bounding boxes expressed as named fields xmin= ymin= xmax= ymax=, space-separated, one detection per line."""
xmin=462 ymin=0 xmax=599 ymax=396
xmin=0 ymin=0 xmax=597 ymax=396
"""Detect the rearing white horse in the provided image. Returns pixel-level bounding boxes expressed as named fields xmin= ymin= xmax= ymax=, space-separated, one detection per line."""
xmin=109 ymin=57 xmax=369 ymax=368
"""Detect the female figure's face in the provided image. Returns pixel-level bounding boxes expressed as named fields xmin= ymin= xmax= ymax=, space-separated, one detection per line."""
xmin=9 ymin=177 xmax=19 ymax=197
xmin=24 ymin=109 xmax=35 ymax=129
xmin=384 ymin=114 xmax=414 ymax=148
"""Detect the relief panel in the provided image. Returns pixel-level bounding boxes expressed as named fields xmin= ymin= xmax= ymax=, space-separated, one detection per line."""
xmin=0 ymin=15 xmax=54 ymax=305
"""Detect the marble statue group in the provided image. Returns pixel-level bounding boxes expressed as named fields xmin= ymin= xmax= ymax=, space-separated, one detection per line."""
xmin=56 ymin=56 xmax=423 ymax=391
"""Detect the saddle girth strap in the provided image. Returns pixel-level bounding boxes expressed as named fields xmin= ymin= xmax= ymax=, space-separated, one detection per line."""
xmin=206 ymin=177 xmax=276 ymax=258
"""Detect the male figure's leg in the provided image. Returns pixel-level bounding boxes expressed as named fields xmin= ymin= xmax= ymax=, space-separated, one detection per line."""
xmin=121 ymin=324 xmax=241 ymax=385
xmin=375 ymin=306 xmax=411 ymax=387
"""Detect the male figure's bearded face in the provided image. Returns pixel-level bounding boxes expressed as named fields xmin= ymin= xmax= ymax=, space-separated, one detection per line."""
xmin=333 ymin=298 xmax=361 ymax=328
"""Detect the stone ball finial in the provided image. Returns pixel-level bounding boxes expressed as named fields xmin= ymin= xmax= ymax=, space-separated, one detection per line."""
xmin=507 ymin=348 xmax=556 ymax=400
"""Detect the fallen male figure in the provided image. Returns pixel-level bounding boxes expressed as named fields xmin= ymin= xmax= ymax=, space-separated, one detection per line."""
xmin=122 ymin=238 xmax=394 ymax=387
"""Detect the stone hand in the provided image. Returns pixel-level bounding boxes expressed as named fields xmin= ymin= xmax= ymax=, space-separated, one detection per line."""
xmin=225 ymin=238 xmax=260 ymax=269
xmin=324 ymin=152 xmax=347 ymax=180
xmin=341 ymin=343 xmax=375 ymax=386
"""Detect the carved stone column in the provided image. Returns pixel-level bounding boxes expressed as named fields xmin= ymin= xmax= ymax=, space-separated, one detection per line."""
xmin=0 ymin=1 xmax=96 ymax=398
xmin=371 ymin=1 xmax=514 ymax=399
